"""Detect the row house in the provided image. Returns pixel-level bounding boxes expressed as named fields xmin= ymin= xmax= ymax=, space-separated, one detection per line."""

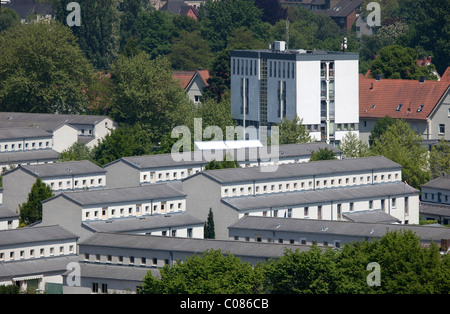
xmin=420 ymin=176 xmax=450 ymax=225
xmin=228 ymin=216 xmax=450 ymax=248
xmin=0 ymin=127 xmax=60 ymax=171
xmin=181 ymin=155 xmax=405 ymax=239
xmin=0 ymin=225 xmax=78 ymax=294
xmin=39 ymin=183 xmax=188 ymax=241
xmin=0 ymin=112 xmax=116 ymax=150
xmin=63 ymin=232 xmax=308 ymax=294
xmin=104 ymin=142 xmax=342 ymax=189
xmin=222 ymin=182 xmax=420 ymax=225
xmin=2 ymin=160 xmax=106 ymax=213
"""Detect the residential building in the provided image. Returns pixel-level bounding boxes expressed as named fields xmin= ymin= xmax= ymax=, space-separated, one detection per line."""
xmin=63 ymin=232 xmax=309 ymax=294
xmin=230 ymin=42 xmax=359 ymax=144
xmin=420 ymin=176 xmax=450 ymax=225
xmin=181 ymin=155 xmax=405 ymax=239
xmin=173 ymin=69 xmax=210 ymax=104
xmin=2 ymin=160 xmax=106 ymax=212
xmin=103 ymin=142 xmax=341 ymax=189
xmin=222 ymin=181 xmax=420 ymax=225
xmin=39 ymin=183 xmax=188 ymax=241
xmin=0 ymin=112 xmax=116 ymax=149
xmin=0 ymin=207 xmax=19 ymax=231
xmin=359 ymin=68 xmax=450 ymax=144
xmin=228 ymin=216 xmax=450 ymax=248
xmin=325 ymin=0 xmax=363 ymax=31
xmin=0 ymin=127 xmax=61 ymax=171
xmin=82 ymin=213 xmax=204 ymax=239
xmin=2 ymin=0 xmax=52 ymax=23
xmin=0 ymin=225 xmax=78 ymax=294
xmin=160 ymin=0 xmax=199 ymax=20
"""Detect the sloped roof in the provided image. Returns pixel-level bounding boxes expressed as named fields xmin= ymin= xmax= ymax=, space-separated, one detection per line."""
xmin=3 ymin=0 xmax=52 ymax=19
xmin=0 ymin=112 xmax=112 ymax=126
xmin=172 ymin=69 xmax=210 ymax=91
xmin=359 ymin=68 xmax=450 ymax=121
xmin=16 ymin=160 xmax=105 ymax=178
xmin=0 ymin=225 xmax=78 ymax=247
xmin=326 ymin=0 xmax=363 ymax=17
xmin=422 ymin=175 xmax=450 ymax=191
xmin=0 ymin=127 xmax=52 ymax=140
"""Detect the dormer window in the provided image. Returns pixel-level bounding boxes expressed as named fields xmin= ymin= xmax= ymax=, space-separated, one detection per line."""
xmin=396 ymin=104 xmax=403 ymax=111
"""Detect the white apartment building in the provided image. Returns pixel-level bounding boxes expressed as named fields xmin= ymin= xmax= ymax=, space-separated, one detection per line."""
xmin=40 ymin=183 xmax=188 ymax=241
xmin=230 ymin=42 xmax=359 ymax=144
xmin=0 ymin=225 xmax=78 ymax=294
xmin=104 ymin=142 xmax=341 ymax=189
xmin=2 ymin=160 xmax=107 ymax=212
xmin=181 ymin=156 xmax=409 ymax=239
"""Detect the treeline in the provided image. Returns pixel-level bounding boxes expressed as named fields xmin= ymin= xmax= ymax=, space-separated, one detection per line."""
xmin=139 ymin=230 xmax=450 ymax=294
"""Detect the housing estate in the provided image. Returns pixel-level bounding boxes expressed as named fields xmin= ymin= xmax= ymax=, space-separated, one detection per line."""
xmin=63 ymin=232 xmax=309 ymax=294
xmin=39 ymin=183 xmax=189 ymax=241
xmin=230 ymin=41 xmax=359 ymax=144
xmin=420 ymin=176 xmax=450 ymax=225
xmin=181 ymin=155 xmax=414 ymax=239
xmin=359 ymin=68 xmax=450 ymax=144
xmin=228 ymin=216 xmax=450 ymax=248
xmin=2 ymin=160 xmax=106 ymax=213
xmin=103 ymin=142 xmax=341 ymax=188
xmin=0 ymin=225 xmax=78 ymax=294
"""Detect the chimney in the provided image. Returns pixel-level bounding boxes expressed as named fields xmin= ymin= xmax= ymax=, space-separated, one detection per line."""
xmin=419 ymin=76 xmax=426 ymax=83
xmin=370 ymin=82 xmax=374 ymax=90
xmin=375 ymin=74 xmax=383 ymax=81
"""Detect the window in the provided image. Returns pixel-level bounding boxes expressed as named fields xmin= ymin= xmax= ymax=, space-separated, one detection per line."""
xmin=101 ymin=284 xmax=108 ymax=294
xmin=439 ymin=124 xmax=445 ymax=134
xmin=304 ymin=207 xmax=309 ymax=217
xmin=92 ymin=283 xmax=99 ymax=293
xmin=369 ymin=200 xmax=373 ymax=209
xmin=392 ymin=198 xmax=397 ymax=208
xmin=396 ymin=104 xmax=403 ymax=111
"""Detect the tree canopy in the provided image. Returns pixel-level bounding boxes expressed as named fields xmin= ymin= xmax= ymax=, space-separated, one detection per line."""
xmin=19 ymin=178 xmax=54 ymax=226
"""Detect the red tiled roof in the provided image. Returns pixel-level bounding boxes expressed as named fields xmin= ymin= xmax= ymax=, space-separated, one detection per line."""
xmin=172 ymin=69 xmax=210 ymax=90
xmin=359 ymin=67 xmax=450 ymax=121
xmin=172 ymin=71 xmax=196 ymax=90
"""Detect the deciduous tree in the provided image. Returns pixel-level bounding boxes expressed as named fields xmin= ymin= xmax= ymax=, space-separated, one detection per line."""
xmin=19 ymin=178 xmax=54 ymax=226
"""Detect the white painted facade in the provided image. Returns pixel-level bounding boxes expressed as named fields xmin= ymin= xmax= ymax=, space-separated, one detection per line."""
xmin=230 ymin=44 xmax=360 ymax=144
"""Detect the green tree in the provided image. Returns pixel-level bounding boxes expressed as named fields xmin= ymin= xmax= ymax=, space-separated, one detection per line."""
xmin=275 ymin=116 xmax=312 ymax=145
xmin=370 ymin=45 xmax=437 ymax=80
xmin=0 ymin=7 xmax=20 ymax=32
xmin=59 ymin=142 xmax=94 ymax=163
xmin=0 ymin=21 xmax=93 ymax=114
xmin=168 ymin=30 xmax=213 ymax=71
xmin=369 ymin=116 xmax=396 ymax=146
xmin=370 ymin=119 xmax=430 ymax=188
xmin=429 ymin=138 xmax=450 ymax=178
xmin=140 ymin=249 xmax=265 ymax=294
xmin=263 ymin=246 xmax=340 ymax=294
xmin=91 ymin=123 xmax=155 ymax=166
xmin=52 ymin=0 xmax=120 ymax=70
xmin=204 ymin=208 xmax=215 ymax=239
xmin=198 ymin=0 xmax=265 ymax=52
xmin=19 ymin=178 xmax=54 ymax=226
xmin=205 ymin=159 xmax=240 ymax=170
xmin=339 ymin=131 xmax=370 ymax=158
xmin=310 ymin=148 xmax=337 ymax=161
xmin=110 ymin=52 xmax=194 ymax=142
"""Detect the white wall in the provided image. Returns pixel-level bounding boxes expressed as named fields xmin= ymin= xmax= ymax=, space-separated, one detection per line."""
xmin=296 ymin=60 xmax=321 ymax=126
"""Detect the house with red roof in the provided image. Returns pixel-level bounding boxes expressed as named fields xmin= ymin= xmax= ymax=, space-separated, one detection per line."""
xmin=172 ymin=69 xmax=210 ymax=104
xmin=359 ymin=67 xmax=450 ymax=144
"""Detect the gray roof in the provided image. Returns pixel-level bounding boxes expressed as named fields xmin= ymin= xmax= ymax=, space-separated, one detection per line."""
xmin=68 ymin=262 xmax=160 ymax=282
xmin=49 ymin=182 xmax=186 ymax=206
xmin=83 ymin=213 xmax=203 ymax=233
xmin=420 ymin=202 xmax=450 ymax=217
xmin=0 ymin=112 xmax=111 ymax=127
xmin=0 ymin=256 xmax=79 ymax=280
xmin=16 ymin=160 xmax=105 ymax=178
xmin=222 ymin=182 xmax=416 ymax=211
xmin=105 ymin=143 xmax=341 ymax=170
xmin=422 ymin=176 xmax=450 ymax=191
xmin=228 ymin=216 xmax=450 ymax=241
xmin=0 ymin=127 xmax=52 ymax=140
xmin=0 ymin=149 xmax=59 ymax=165
xmin=0 ymin=225 xmax=78 ymax=248
xmin=342 ymin=210 xmax=400 ymax=224
xmin=0 ymin=207 xmax=19 ymax=219
xmin=0 ymin=121 xmax=76 ymax=133
xmin=196 ymin=156 xmax=401 ymax=184
xmin=80 ymin=232 xmax=310 ymax=259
